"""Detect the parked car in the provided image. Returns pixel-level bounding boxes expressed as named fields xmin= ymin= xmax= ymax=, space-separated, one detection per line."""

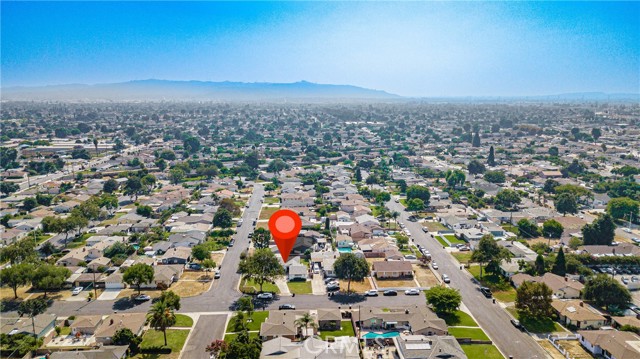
xmin=214 ymin=270 xmax=221 ymax=279
xmin=72 ymin=287 xmax=83 ymax=295
xmin=135 ymin=294 xmax=151 ymax=302
xmin=256 ymin=292 xmax=274 ymax=300
xmin=324 ymin=277 xmax=337 ymax=284
xmin=511 ymin=319 xmax=523 ymax=330
xmin=432 ymin=262 xmax=439 ymax=270
xmin=229 ymin=239 xmax=235 ymax=247
xmin=326 ymin=280 xmax=339 ymax=287
xmin=480 ymin=287 xmax=492 ymax=298
xmin=383 ymin=290 xmax=398 ymax=296
xmin=404 ymin=289 xmax=420 ymax=296
xmin=279 ymin=304 xmax=296 ymax=310
xmin=364 ymin=290 xmax=378 ymax=297
xmin=187 ymin=263 xmax=202 ymax=270
xmin=326 ymin=284 xmax=340 ymax=292
xmin=404 ymin=255 xmax=417 ymax=260
xmin=459 ymin=246 xmax=470 ymax=252
xmin=422 ymin=227 xmax=428 ymax=233
xmin=442 ymin=274 xmax=450 ymax=283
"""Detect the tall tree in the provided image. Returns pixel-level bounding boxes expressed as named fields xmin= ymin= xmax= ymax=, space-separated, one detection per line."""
xmin=515 ymin=282 xmax=553 ymax=320
xmin=552 ymin=247 xmax=566 ymax=276
xmin=333 ymin=253 xmax=370 ymax=293
xmin=236 ymin=296 xmax=254 ymax=317
xmin=424 ymin=286 xmax=462 ymax=313
xmin=534 ymin=254 xmax=546 ymax=275
xmin=158 ymin=290 xmax=181 ymax=311
xmin=18 ymin=298 xmax=48 ymax=337
xmin=251 ymin=228 xmax=271 ymax=249
xmin=542 ymin=219 xmax=564 ymax=239
xmin=472 ymin=132 xmax=481 ymax=147
xmin=213 ymin=208 xmax=233 ymax=228
xmin=591 ymin=128 xmax=602 ymax=142
xmin=583 ymin=274 xmax=632 ymax=310
xmin=582 ymin=213 xmax=616 ymax=245
xmin=471 ymin=235 xmax=510 ymax=279
xmin=103 ymin=178 xmax=119 ymax=193
xmin=555 ymin=193 xmax=578 ymax=216
xmin=123 ymin=263 xmax=154 ymax=295
xmin=606 ymin=197 xmax=639 ymax=221
xmin=494 ymin=189 xmax=521 ymax=211
xmin=238 ymin=248 xmax=285 ymax=293
xmin=148 ymin=300 xmax=176 ymax=346
xmin=354 ymin=167 xmax=362 ymax=182
xmin=487 ymin=146 xmax=496 ymax=166
xmin=467 ymin=160 xmax=486 ymax=175
xmin=406 ymin=185 xmax=431 ymax=203
xmin=517 ymin=219 xmax=540 ymax=239
xmin=0 ymin=262 xmax=34 ymax=299
xmin=31 ymin=264 xmax=70 ymax=297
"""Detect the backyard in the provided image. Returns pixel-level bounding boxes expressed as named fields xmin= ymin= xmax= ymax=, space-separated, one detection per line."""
xmin=318 ymin=321 xmax=355 ymax=340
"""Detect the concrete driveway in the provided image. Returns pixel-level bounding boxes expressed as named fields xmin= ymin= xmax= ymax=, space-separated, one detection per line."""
xmin=98 ymin=289 xmax=122 ymax=301
xmin=180 ymin=314 xmax=228 ymax=359
xmin=311 ymin=273 xmax=327 ymax=295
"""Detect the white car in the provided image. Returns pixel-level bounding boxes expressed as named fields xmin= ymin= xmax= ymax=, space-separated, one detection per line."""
xmin=256 ymin=292 xmax=274 ymax=300
xmin=364 ymin=290 xmax=378 ymax=297
xmin=624 ymin=228 xmax=632 ymax=233
xmin=432 ymin=262 xmax=439 ymax=270
xmin=404 ymin=289 xmax=420 ymax=296
xmin=72 ymin=287 xmax=83 ymax=295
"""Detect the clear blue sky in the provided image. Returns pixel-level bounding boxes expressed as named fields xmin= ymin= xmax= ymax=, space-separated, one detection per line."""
xmin=2 ymin=1 xmax=639 ymax=97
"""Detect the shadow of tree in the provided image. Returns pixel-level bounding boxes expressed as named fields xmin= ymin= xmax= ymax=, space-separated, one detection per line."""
xmin=112 ymin=297 xmax=139 ymax=311
xmin=328 ymin=292 xmax=366 ymax=304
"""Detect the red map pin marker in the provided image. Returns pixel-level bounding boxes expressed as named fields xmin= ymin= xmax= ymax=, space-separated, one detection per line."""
xmin=268 ymin=209 xmax=302 ymax=263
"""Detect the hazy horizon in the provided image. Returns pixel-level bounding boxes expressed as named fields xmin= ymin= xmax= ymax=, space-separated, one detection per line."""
xmin=2 ymin=2 xmax=639 ymax=97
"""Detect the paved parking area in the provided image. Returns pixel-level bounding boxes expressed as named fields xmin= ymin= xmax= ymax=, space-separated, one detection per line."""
xmin=98 ymin=289 xmax=121 ymax=301
xmin=312 ymin=273 xmax=326 ymax=295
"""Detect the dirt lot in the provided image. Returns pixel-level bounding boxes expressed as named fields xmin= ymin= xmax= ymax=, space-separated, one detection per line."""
xmin=0 ymin=286 xmax=32 ymax=301
xmin=256 ymin=221 xmax=269 ymax=230
xmin=181 ymin=272 xmax=214 ymax=281
xmin=346 ymin=278 xmax=373 ymax=293
xmin=537 ymin=340 xmax=566 ymax=359
xmin=528 ymin=237 xmax=561 ymax=246
xmin=116 ymin=288 xmax=164 ymax=299
xmin=557 ymin=340 xmax=594 ymax=359
xmin=259 ymin=207 xmax=279 ymax=220
xmin=211 ymin=251 xmax=226 ymax=266
xmin=374 ymin=278 xmax=417 ymax=288
xmin=171 ymin=279 xmax=213 ymax=297
xmin=413 ymin=264 xmax=439 ymax=287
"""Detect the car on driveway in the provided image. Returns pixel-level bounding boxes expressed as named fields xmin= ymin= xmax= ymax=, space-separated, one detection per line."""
xmin=326 ymin=284 xmax=340 ymax=292
xmin=404 ymin=289 xmax=420 ymax=295
xmin=364 ymin=290 xmax=378 ymax=297
xmin=134 ymin=294 xmax=151 ymax=302
xmin=383 ymin=290 xmax=398 ymax=296
xmin=256 ymin=292 xmax=274 ymax=300
xmin=72 ymin=287 xmax=83 ymax=295
xmin=279 ymin=304 xmax=296 ymax=310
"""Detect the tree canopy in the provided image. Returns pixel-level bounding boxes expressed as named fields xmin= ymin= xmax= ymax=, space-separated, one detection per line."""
xmin=425 ymin=286 xmax=462 ymax=313
xmin=583 ymin=274 xmax=632 ymax=310
xmin=333 ymin=253 xmax=370 ymax=293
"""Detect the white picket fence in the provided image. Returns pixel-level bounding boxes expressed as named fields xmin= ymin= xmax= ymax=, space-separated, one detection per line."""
xmin=547 ymin=334 xmax=581 ymax=359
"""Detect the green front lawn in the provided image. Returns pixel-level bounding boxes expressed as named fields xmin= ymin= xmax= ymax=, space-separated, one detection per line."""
xmin=173 ymin=314 xmax=193 ymax=328
xmin=224 ymin=332 xmax=260 ymax=342
xmin=423 ymin=222 xmax=448 ymax=232
xmin=240 ymin=279 xmax=280 ymax=294
xmin=319 ymin=321 xmax=355 ymax=340
xmin=437 ymin=310 xmax=478 ymax=327
xmin=226 ymin=311 xmax=270 ymax=332
xmin=506 ymin=307 xmax=566 ymax=333
xmin=448 ymin=327 xmax=490 ymax=341
xmin=139 ymin=329 xmax=189 ymax=352
xmin=287 ymin=281 xmax=312 ymax=294
xmin=461 ymin=344 xmax=504 ymax=359
xmin=452 ymin=252 xmax=473 ymax=264
xmin=435 ymin=236 xmax=449 ymax=247
xmin=444 ymin=235 xmax=466 ymax=245
xmin=264 ymin=197 xmax=280 ymax=204
xmin=467 ymin=266 xmax=514 ymax=292
xmin=399 ymin=199 xmax=408 ymax=207
xmin=59 ymin=326 xmax=71 ymax=336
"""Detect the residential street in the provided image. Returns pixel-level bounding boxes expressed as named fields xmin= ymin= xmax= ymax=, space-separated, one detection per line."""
xmin=181 ymin=314 xmax=228 ymax=359
xmin=385 ymin=200 xmax=550 ymax=359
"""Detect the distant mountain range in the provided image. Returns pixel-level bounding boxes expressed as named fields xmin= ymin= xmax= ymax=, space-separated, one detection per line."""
xmin=0 ymin=80 xmax=400 ymax=101
xmin=1 ymin=80 xmax=637 ymax=102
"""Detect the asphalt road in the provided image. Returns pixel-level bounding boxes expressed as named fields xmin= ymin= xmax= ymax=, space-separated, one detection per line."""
xmin=385 ymin=200 xmax=550 ymax=359
xmin=181 ymin=314 xmax=228 ymax=359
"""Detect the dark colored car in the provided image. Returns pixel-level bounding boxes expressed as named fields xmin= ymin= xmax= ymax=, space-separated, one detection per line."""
xmin=279 ymin=304 xmax=296 ymax=310
xmin=511 ymin=319 xmax=523 ymax=330
xmin=326 ymin=284 xmax=340 ymax=292
xmin=383 ymin=290 xmax=398 ymax=296
xmin=480 ymin=287 xmax=492 ymax=298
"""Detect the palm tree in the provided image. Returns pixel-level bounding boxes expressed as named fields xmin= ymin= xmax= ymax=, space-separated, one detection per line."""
xmin=231 ymin=311 xmax=248 ymax=332
xmin=294 ymin=313 xmax=318 ymax=339
xmin=390 ymin=211 xmax=400 ymax=229
xmin=148 ymin=301 xmax=176 ymax=346
xmin=93 ymin=138 xmax=99 ymax=156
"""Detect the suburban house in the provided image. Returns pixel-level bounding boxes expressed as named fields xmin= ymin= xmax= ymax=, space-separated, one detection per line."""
xmin=70 ymin=315 xmax=103 ymax=336
xmin=578 ymin=330 xmax=640 ymax=359
xmin=0 ymin=314 xmax=57 ymax=338
xmin=94 ymin=313 xmax=147 ymax=345
xmin=510 ymin=273 xmax=584 ymax=299
xmin=288 ymin=262 xmax=309 ymax=281
xmin=161 ymin=247 xmax=191 ymax=264
xmin=49 ymin=346 xmax=128 ymax=359
xmin=317 ymin=309 xmax=342 ymax=331
xmin=357 ymin=306 xmax=447 ymax=336
xmin=260 ymin=311 xmax=315 ymax=341
xmin=260 ymin=336 xmax=359 ymax=359
xmin=393 ymin=334 xmax=468 ymax=359
xmin=152 ymin=264 xmax=183 ymax=288
xmin=372 ymin=261 xmax=413 ymax=279
xmin=551 ymin=300 xmax=607 ymax=329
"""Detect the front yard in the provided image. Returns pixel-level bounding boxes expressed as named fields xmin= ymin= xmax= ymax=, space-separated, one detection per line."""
xmin=467 ymin=265 xmax=516 ymax=302
xmin=443 ymin=234 xmax=466 ymax=245
xmin=437 ymin=310 xmax=478 ymax=327
xmin=413 ymin=264 xmax=439 ymax=287
xmin=448 ymin=327 xmax=490 ymax=340
xmin=226 ymin=311 xmax=269 ymax=332
xmin=422 ymin=222 xmax=449 ymax=232
xmin=259 ymin=207 xmax=279 ymax=220
xmin=374 ymin=278 xmax=416 ymax=288
xmin=136 ymin=329 xmax=189 ymax=359
xmin=506 ymin=307 xmax=567 ymax=334
xmin=460 ymin=344 xmax=504 ymax=359
xmin=287 ymin=281 xmax=313 ymax=294
xmin=240 ymin=278 xmax=280 ymax=294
